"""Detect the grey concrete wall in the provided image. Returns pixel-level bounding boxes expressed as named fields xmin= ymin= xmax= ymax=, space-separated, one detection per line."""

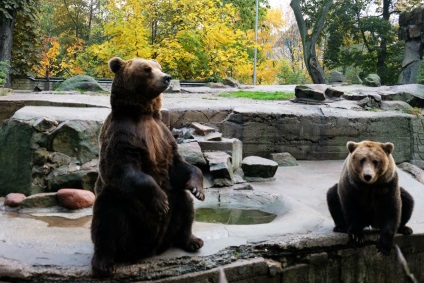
xmin=11 ymin=78 xmax=112 ymax=91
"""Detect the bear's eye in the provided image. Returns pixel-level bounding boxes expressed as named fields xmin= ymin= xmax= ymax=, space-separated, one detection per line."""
xmin=373 ymin=160 xmax=379 ymax=166
xmin=360 ymin=158 xmax=366 ymax=165
xmin=144 ymin=67 xmax=151 ymax=72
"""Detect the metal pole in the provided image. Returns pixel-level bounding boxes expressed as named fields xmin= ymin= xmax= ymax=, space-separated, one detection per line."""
xmin=253 ymin=0 xmax=259 ymax=85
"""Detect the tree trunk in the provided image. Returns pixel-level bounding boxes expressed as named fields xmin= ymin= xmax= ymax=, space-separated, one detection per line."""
xmin=290 ymin=0 xmax=333 ymax=84
xmin=0 ymin=10 xmax=16 ymax=88
xmin=376 ymin=0 xmax=391 ymax=84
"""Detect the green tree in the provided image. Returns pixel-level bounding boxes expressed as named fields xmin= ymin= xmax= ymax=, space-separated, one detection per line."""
xmin=0 ymin=0 xmax=39 ymax=86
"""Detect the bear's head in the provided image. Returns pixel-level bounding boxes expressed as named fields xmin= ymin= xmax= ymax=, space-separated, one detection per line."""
xmin=108 ymin=57 xmax=171 ymax=114
xmin=347 ymin=140 xmax=395 ymax=184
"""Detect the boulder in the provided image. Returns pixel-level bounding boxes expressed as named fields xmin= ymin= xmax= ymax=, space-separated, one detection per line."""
xmin=329 ymin=71 xmax=345 ymax=84
xmin=242 ymin=156 xmax=278 ymax=178
xmin=47 ymin=166 xmax=97 ymax=192
xmin=198 ymin=138 xmax=242 ymax=170
xmin=191 ymin=122 xmax=216 ymax=136
xmin=223 ymin=77 xmax=241 ymax=88
xmin=294 ymin=85 xmax=326 ymax=101
xmin=203 ymin=151 xmax=234 ymax=187
xmin=33 ymin=117 xmax=58 ymax=132
xmin=325 ymin=88 xmax=344 ymax=99
xmin=57 ymin=188 xmax=95 ymax=209
xmin=177 ymin=141 xmax=207 ymax=167
xmin=204 ymin=132 xmax=222 ymax=141
xmin=164 ymin=80 xmax=181 ymax=93
xmin=270 ymin=152 xmax=298 ymax=167
xmin=20 ymin=193 xmax=59 ymax=208
xmin=363 ymin=74 xmax=381 ymax=87
xmin=4 ymin=193 xmax=26 ymax=207
xmin=55 ymin=75 xmax=104 ymax=92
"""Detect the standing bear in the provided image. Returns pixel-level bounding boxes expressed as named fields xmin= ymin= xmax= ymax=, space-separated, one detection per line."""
xmin=327 ymin=140 xmax=414 ymax=255
xmin=91 ymin=57 xmax=205 ymax=276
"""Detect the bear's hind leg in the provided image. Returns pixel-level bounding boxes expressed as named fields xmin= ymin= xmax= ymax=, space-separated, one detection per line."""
xmin=398 ymin=187 xmax=414 ymax=235
xmin=161 ymin=191 xmax=204 ymax=253
xmin=327 ymin=184 xmax=347 ymax=233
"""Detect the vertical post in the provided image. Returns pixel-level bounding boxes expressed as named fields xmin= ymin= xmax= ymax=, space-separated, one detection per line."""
xmin=253 ymin=0 xmax=259 ymax=85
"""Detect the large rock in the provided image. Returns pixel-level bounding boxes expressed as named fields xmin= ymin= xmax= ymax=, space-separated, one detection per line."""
xmin=241 ymin=156 xmax=278 ymax=178
xmin=4 ymin=193 xmax=26 ymax=207
xmin=294 ymin=85 xmax=326 ymax=101
xmin=56 ymin=75 xmax=104 ymax=92
xmin=47 ymin=166 xmax=98 ymax=192
xmin=57 ymin=188 xmax=95 ymax=209
xmin=20 ymin=192 xmax=59 ymax=208
xmin=363 ymin=74 xmax=381 ymax=87
xmin=329 ymin=71 xmax=345 ymax=84
xmin=270 ymin=152 xmax=298 ymax=167
xmin=198 ymin=138 xmax=242 ymax=170
xmin=203 ymin=151 xmax=234 ymax=187
xmin=0 ymin=106 xmax=109 ymax=196
xmin=177 ymin=141 xmax=207 ymax=168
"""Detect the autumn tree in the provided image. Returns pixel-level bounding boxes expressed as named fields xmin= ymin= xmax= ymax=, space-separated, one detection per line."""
xmin=290 ymin=0 xmax=333 ymax=84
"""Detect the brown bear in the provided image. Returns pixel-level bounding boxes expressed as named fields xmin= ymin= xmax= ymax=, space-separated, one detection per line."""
xmin=91 ymin=57 xmax=205 ymax=276
xmin=327 ymin=140 xmax=414 ymax=255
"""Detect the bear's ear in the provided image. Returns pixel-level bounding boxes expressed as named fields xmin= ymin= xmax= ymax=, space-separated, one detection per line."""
xmin=109 ymin=57 xmax=125 ymax=73
xmin=381 ymin=142 xmax=394 ymax=155
xmin=347 ymin=141 xmax=358 ymax=153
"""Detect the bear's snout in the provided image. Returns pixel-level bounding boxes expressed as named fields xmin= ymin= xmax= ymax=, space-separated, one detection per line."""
xmin=363 ymin=173 xmax=372 ymax=182
xmin=164 ymin=74 xmax=171 ymax=84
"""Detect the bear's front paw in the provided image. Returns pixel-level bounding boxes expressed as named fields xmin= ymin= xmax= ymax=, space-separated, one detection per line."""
xmin=190 ymin=187 xmax=205 ymax=201
xmin=152 ymin=197 xmax=169 ymax=215
xmin=348 ymin=228 xmax=364 ymax=244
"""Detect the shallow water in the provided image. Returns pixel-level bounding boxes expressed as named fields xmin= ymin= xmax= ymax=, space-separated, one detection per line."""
xmin=195 ymin=207 xmax=276 ymax=225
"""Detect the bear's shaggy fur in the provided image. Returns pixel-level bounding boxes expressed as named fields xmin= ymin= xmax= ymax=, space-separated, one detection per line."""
xmin=327 ymin=140 xmax=414 ymax=255
xmin=91 ymin=57 xmax=205 ymax=276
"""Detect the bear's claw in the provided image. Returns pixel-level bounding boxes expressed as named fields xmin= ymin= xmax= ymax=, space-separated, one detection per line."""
xmin=190 ymin=187 xmax=205 ymax=201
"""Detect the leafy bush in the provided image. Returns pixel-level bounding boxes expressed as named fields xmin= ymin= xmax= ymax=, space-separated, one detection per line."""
xmin=417 ymin=60 xmax=424 ymax=84
xmin=0 ymin=61 xmax=9 ymax=87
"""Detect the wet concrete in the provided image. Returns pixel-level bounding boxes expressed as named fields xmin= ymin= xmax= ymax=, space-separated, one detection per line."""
xmin=0 ymin=161 xmax=423 ymax=281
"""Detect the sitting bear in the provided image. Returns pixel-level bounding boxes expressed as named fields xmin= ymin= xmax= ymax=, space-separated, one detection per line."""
xmin=327 ymin=140 xmax=414 ymax=255
xmin=91 ymin=57 xmax=205 ymax=276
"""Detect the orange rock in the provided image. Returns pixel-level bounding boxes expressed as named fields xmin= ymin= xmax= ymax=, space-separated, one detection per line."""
xmin=57 ymin=188 xmax=95 ymax=210
xmin=4 ymin=193 xmax=26 ymax=207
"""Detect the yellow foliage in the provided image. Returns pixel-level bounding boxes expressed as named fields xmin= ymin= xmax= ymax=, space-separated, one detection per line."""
xmin=32 ymin=37 xmax=61 ymax=77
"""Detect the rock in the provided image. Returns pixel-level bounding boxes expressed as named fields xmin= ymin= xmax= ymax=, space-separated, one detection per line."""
xmin=399 ymin=59 xmax=421 ymax=85
xmin=223 ymin=77 xmax=241 ymax=88
xmin=229 ymin=183 xmax=253 ymax=190
xmin=4 ymin=193 xmax=26 ymax=207
xmin=242 ymin=156 xmax=278 ymax=178
xmin=363 ymin=74 xmax=381 ymax=87
xmin=204 ymin=132 xmax=222 ymax=141
xmin=33 ymin=148 xmax=50 ymax=166
xmin=191 ymin=122 xmax=216 ymax=136
xmin=380 ymin=101 xmax=413 ymax=111
xmin=325 ymin=88 xmax=344 ymax=99
xmin=398 ymin=162 xmax=424 ymax=184
xmin=402 ymin=40 xmax=421 ymax=68
xmin=81 ymin=159 xmax=99 ymax=170
xmin=47 ymin=166 xmax=97 ymax=192
xmin=177 ymin=141 xmax=207 ymax=167
xmin=55 ymin=75 xmax=104 ymax=92
xmin=51 ymin=120 xmax=101 ymax=164
xmin=57 ymin=188 xmax=95 ymax=209
xmin=198 ymin=138 xmax=242 ymax=170
xmin=164 ymin=80 xmax=181 ymax=93
xmin=271 ymin=152 xmax=298 ymax=167
xmin=329 ymin=71 xmax=345 ymax=84
xmin=204 ymin=151 xmax=234 ymax=187
xmin=207 ymin=82 xmax=227 ymax=88
xmin=294 ymin=85 xmax=326 ymax=101
xmin=20 ymin=193 xmax=59 ymax=208
xmin=48 ymin=152 xmax=71 ymax=167
xmin=33 ymin=117 xmax=58 ymax=132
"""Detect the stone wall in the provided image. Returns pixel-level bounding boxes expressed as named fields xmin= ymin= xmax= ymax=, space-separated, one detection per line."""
xmin=221 ymin=107 xmax=415 ymax=163
xmin=11 ymin=78 xmax=113 ymax=91
xmin=399 ymin=6 xmax=424 ymax=84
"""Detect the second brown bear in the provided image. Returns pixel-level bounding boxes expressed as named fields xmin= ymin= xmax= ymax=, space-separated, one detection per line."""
xmin=327 ymin=140 xmax=414 ymax=255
